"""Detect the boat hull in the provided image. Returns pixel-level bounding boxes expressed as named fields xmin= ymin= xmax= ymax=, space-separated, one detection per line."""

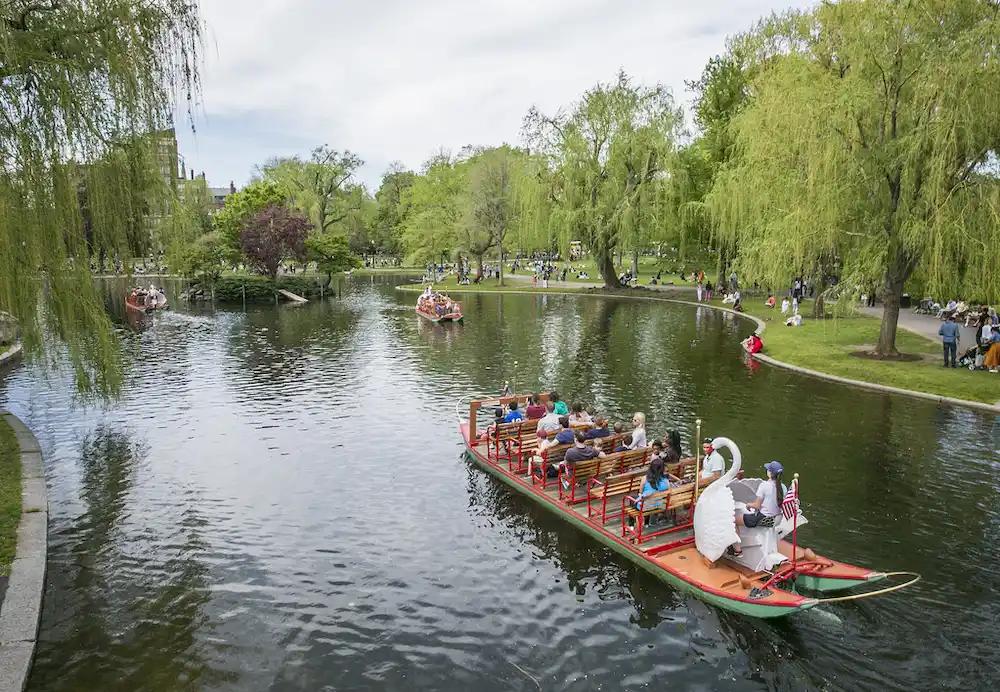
xmin=459 ymin=421 xmax=830 ymax=618
xmin=417 ymin=308 xmax=463 ymax=323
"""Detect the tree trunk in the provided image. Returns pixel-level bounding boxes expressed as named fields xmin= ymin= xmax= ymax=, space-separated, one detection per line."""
xmin=811 ymin=274 xmax=829 ymax=318
xmin=597 ymin=251 xmax=621 ymax=288
xmin=716 ymin=244 xmax=728 ymax=290
xmin=875 ymin=272 xmax=905 ymax=357
xmin=631 ymin=250 xmax=638 ymax=278
xmin=498 ymin=247 xmax=505 ymax=287
xmin=475 ymin=253 xmax=484 ymax=280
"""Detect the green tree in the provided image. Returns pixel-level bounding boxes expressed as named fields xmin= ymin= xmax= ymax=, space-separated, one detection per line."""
xmin=213 ymin=180 xmax=289 ymax=261
xmin=373 ymin=163 xmax=416 ymax=256
xmin=175 ymin=232 xmax=227 ymax=285
xmin=0 ymin=0 xmax=201 ymax=392
xmin=306 ymin=232 xmax=361 ymax=285
xmin=257 ymin=146 xmax=365 ymax=235
xmin=524 ymin=71 xmax=683 ymax=287
xmin=708 ymin=0 xmax=1000 ymax=356
xmin=460 ymin=146 xmax=527 ymax=285
xmin=400 ymin=154 xmax=465 ymax=266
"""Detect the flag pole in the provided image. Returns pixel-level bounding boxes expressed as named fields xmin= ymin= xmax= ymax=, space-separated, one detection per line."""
xmin=693 ymin=418 xmax=702 ymax=504
xmin=791 ymin=473 xmax=799 ymax=574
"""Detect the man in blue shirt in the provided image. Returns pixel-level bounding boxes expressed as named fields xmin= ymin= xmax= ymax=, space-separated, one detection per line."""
xmin=938 ymin=315 xmax=961 ymax=368
xmin=555 ymin=417 xmax=575 ymax=445
xmin=584 ymin=416 xmax=610 ymax=439
xmin=503 ymin=401 xmax=524 ymax=423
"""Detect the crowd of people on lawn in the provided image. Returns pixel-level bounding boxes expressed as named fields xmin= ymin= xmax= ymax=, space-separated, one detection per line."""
xmin=486 ymin=392 xmax=753 ymax=515
xmin=937 ymin=302 xmax=1000 ymax=371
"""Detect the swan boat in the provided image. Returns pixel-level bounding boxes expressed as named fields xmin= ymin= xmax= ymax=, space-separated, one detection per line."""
xmin=125 ymin=289 xmax=167 ymax=313
xmin=458 ymin=393 xmax=919 ymax=619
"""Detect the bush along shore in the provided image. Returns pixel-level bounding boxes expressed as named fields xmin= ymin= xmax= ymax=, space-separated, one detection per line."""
xmin=180 ymin=275 xmax=333 ymax=303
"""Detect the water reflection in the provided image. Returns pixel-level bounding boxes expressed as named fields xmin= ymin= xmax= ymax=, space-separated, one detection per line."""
xmin=0 ymin=275 xmax=995 ymax=691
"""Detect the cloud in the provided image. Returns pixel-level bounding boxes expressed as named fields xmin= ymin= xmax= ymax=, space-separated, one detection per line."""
xmin=176 ymin=0 xmax=814 ymax=191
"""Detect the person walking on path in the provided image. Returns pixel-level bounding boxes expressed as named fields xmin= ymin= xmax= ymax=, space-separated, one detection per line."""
xmin=939 ymin=315 xmax=961 ymax=368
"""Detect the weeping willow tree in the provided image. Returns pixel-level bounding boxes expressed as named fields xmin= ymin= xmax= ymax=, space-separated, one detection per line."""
xmin=399 ymin=153 xmax=465 ymax=266
xmin=524 ymin=71 xmax=682 ymax=287
xmin=0 ymin=0 xmax=202 ymax=392
xmin=708 ymin=0 xmax=1000 ymax=356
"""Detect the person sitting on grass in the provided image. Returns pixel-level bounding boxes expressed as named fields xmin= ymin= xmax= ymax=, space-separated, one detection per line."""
xmin=765 ymin=295 xmax=776 ymax=308
xmin=984 ymin=326 xmax=1000 ymax=372
xmin=742 ymin=332 xmax=764 ymax=354
xmin=785 ymin=313 xmax=803 ymax=327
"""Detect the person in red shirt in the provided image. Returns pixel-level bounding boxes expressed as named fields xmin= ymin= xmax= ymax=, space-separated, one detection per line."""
xmin=742 ymin=332 xmax=764 ymax=354
xmin=525 ymin=393 xmax=546 ymax=420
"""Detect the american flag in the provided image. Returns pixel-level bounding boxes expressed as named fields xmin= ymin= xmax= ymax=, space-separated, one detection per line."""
xmin=781 ymin=480 xmax=799 ymax=520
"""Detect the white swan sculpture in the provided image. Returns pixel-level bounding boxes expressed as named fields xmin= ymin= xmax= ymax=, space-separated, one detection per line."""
xmin=693 ymin=436 xmax=742 ymax=562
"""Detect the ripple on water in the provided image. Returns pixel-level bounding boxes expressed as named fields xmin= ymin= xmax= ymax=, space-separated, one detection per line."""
xmin=0 ymin=276 xmax=996 ymax=691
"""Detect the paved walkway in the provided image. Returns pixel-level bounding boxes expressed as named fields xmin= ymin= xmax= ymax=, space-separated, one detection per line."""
xmin=858 ymin=307 xmax=978 ymax=347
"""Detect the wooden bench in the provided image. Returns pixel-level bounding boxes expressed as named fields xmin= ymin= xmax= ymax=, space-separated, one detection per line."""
xmin=587 ymin=467 xmax=648 ymax=524
xmin=530 ymin=434 xmax=623 ymax=489
xmin=622 ymin=477 xmax=713 ymax=544
xmin=559 ymin=448 xmax=648 ymax=504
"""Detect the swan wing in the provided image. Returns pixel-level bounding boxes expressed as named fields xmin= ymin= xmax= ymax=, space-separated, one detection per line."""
xmin=694 ymin=485 xmax=740 ymax=562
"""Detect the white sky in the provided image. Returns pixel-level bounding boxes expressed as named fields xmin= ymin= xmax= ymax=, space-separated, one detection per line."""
xmin=176 ymin=0 xmax=815 ymax=191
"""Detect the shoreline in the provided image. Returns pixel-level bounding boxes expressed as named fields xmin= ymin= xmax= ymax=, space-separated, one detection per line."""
xmin=395 ymin=283 xmax=1000 ymax=414
xmin=0 ymin=413 xmax=47 ymax=691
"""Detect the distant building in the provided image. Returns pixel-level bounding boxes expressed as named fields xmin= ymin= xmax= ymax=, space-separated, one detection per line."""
xmin=208 ymin=182 xmax=237 ymax=207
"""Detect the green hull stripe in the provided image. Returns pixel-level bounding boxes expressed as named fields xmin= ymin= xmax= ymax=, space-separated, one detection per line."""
xmin=466 ymin=449 xmax=812 ymax=618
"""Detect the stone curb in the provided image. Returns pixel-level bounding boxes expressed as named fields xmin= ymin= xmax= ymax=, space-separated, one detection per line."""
xmin=0 ymin=343 xmax=22 ymax=368
xmin=395 ymin=285 xmax=1000 ymax=414
xmin=0 ymin=413 xmax=47 ymax=692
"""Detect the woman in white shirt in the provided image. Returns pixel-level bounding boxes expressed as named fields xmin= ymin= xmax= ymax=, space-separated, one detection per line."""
xmin=627 ymin=412 xmax=647 ymax=449
xmin=730 ymin=461 xmax=786 ymax=557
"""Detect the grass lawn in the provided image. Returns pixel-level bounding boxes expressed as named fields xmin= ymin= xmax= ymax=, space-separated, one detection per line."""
xmin=735 ymin=301 xmax=1000 ymax=405
xmin=0 ymin=418 xmax=21 ymax=576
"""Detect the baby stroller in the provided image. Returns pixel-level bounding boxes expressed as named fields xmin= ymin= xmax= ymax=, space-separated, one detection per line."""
xmin=958 ymin=345 xmax=982 ymax=370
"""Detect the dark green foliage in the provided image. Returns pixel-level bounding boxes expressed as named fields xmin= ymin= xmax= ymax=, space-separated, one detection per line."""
xmin=210 ymin=275 xmax=326 ymax=303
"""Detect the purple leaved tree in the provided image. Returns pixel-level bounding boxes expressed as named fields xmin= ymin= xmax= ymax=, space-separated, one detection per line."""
xmin=239 ymin=205 xmax=312 ymax=280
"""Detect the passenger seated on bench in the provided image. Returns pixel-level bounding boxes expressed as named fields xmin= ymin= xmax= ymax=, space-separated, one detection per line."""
xmin=662 ymin=429 xmax=682 ymax=464
xmin=730 ymin=461 xmax=786 ymax=557
xmin=536 ymin=402 xmax=561 ymax=434
xmin=562 ymin=432 xmax=605 ymax=487
xmin=550 ymin=391 xmax=569 ymax=416
xmin=612 ymin=422 xmax=625 ymax=434
xmin=614 ymin=434 xmax=633 ymax=453
xmin=627 ymin=412 xmax=647 ymax=449
xmin=584 ymin=416 xmax=610 ymax=439
xmin=503 ymin=401 xmax=524 ymax=423
xmin=701 ymin=438 xmax=725 ymax=480
xmin=636 ymin=457 xmax=670 ymax=510
xmin=555 ymin=416 xmax=575 ymax=445
xmin=525 ymin=393 xmax=546 ymax=420
xmin=569 ymin=402 xmax=592 ymax=426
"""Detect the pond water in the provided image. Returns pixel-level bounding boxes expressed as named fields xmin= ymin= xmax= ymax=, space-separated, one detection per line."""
xmin=1 ymin=275 xmax=997 ymax=691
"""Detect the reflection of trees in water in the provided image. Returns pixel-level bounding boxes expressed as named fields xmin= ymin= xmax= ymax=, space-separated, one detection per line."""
xmin=221 ymin=299 xmax=362 ymax=405
xmin=29 ymin=427 xmax=228 ymax=691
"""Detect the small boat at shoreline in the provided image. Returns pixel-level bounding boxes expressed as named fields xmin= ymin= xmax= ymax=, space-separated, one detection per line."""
xmin=458 ymin=393 xmax=918 ymax=618
xmin=416 ymin=290 xmax=463 ymax=323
